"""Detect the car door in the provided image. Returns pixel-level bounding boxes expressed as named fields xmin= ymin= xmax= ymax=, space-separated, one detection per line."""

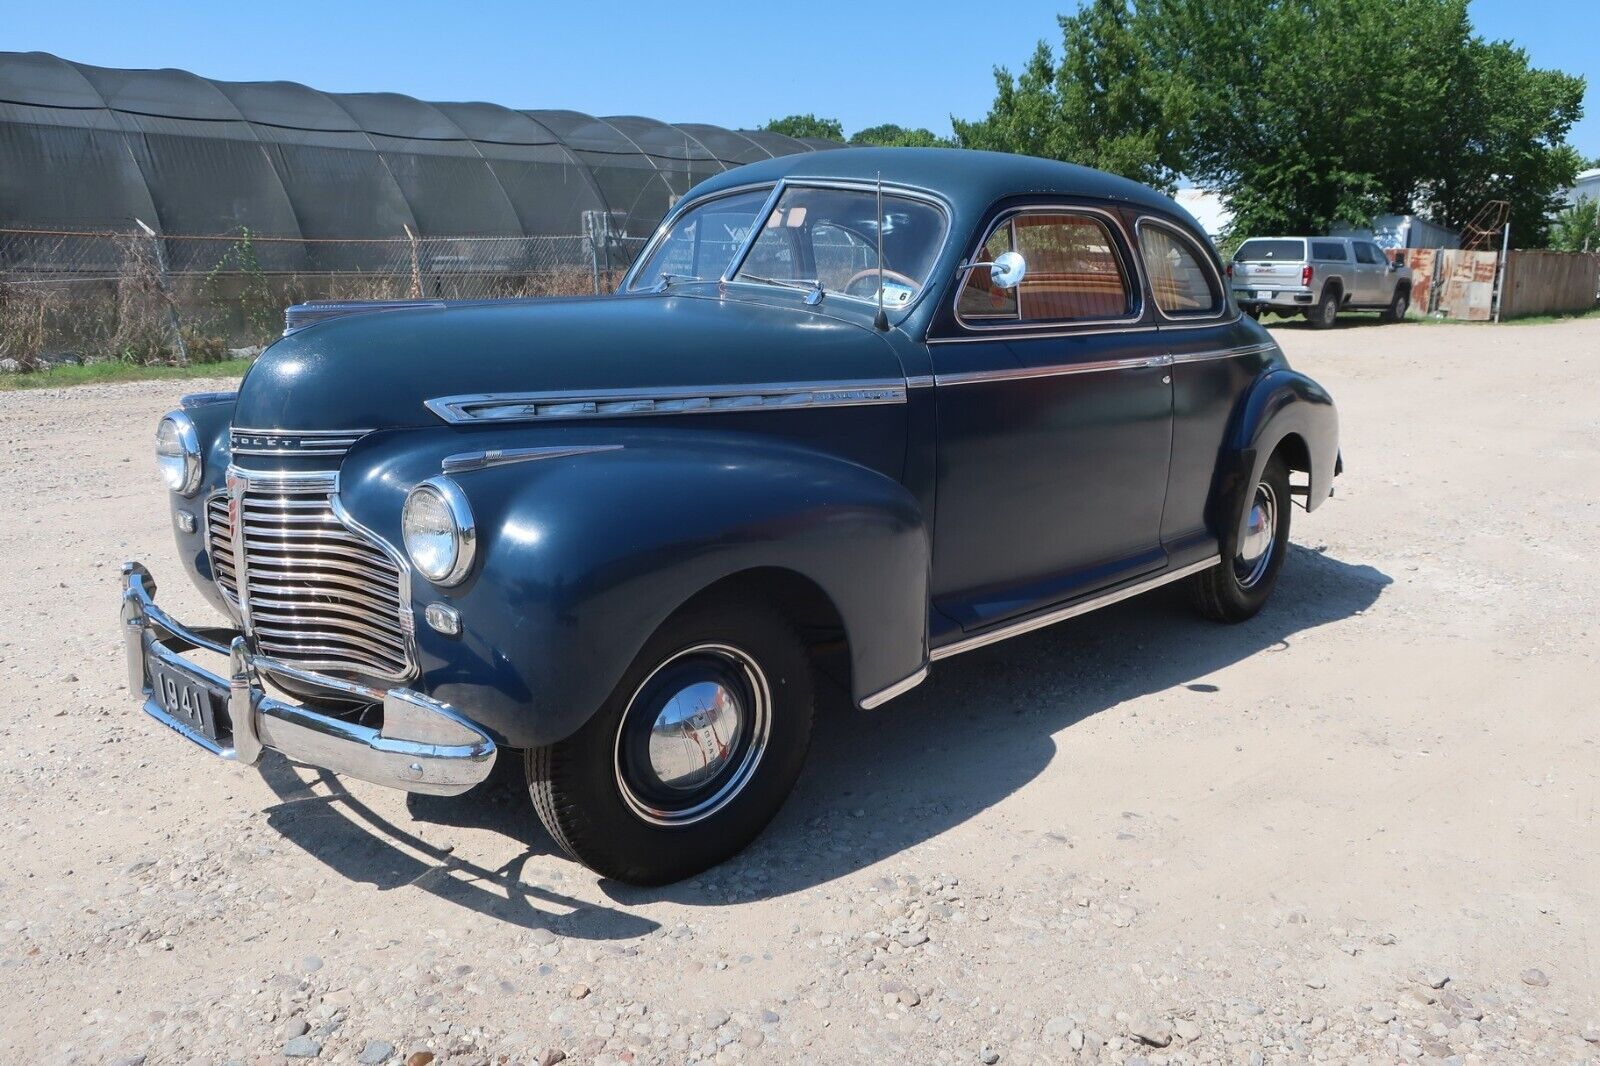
xmin=1350 ymin=240 xmax=1385 ymax=304
xmin=926 ymin=204 xmax=1173 ymax=633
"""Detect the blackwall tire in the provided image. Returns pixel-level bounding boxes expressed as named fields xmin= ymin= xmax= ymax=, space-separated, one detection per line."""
xmin=527 ymin=592 xmax=814 ymax=885
xmin=1381 ymin=287 xmax=1410 ymax=323
xmin=1307 ymin=290 xmax=1339 ymax=329
xmin=1190 ymin=455 xmax=1292 ymax=623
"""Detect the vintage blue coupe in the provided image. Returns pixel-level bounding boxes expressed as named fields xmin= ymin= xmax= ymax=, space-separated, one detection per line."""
xmin=122 ymin=149 xmax=1339 ymax=884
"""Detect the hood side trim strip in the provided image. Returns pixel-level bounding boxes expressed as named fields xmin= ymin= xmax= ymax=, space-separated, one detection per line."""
xmin=426 ymin=380 xmax=907 ymax=424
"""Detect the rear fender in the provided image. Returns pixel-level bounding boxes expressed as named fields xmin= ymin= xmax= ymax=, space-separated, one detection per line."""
xmin=1212 ymin=369 xmax=1339 ymax=556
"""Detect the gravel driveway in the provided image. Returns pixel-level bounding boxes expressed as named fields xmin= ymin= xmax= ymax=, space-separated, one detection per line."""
xmin=2 ymin=316 xmax=1597 ymax=1065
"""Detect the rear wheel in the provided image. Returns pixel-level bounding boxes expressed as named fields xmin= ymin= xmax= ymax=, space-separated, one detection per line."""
xmin=1381 ymin=286 xmax=1410 ymax=323
xmin=527 ymin=592 xmax=814 ymax=885
xmin=1190 ymin=455 xmax=1292 ymax=623
xmin=1241 ymin=304 xmax=1262 ymax=320
xmin=1307 ymin=288 xmax=1340 ymax=329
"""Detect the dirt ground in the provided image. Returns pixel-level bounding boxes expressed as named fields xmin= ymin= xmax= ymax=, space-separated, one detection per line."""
xmin=0 ymin=314 xmax=1596 ymax=1066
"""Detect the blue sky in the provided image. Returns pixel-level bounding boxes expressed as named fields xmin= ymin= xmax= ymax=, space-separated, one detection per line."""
xmin=6 ymin=0 xmax=1596 ymax=160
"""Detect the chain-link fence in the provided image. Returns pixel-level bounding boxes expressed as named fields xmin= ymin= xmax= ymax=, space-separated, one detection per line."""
xmin=0 ymin=225 xmax=649 ymax=368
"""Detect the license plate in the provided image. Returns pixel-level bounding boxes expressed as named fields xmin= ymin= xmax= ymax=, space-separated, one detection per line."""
xmin=146 ymin=646 xmax=228 ymax=743
xmin=1255 ymin=289 xmax=1272 ymax=301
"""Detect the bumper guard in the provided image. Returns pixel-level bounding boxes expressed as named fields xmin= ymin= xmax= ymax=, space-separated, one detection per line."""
xmin=120 ymin=562 xmax=496 ymax=796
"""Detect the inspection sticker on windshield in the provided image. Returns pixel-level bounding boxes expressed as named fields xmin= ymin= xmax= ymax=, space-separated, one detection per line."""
xmin=881 ymin=281 xmax=916 ymax=305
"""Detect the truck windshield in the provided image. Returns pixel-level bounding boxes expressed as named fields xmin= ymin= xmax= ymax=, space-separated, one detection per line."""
xmin=629 ymin=187 xmax=774 ymax=290
xmin=1234 ymin=239 xmax=1305 ymax=262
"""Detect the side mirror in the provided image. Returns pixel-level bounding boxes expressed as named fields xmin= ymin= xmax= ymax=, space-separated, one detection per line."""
xmin=990 ymin=251 xmax=1027 ymax=290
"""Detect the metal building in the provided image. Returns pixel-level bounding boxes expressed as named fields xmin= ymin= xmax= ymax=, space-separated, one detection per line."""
xmin=0 ymin=50 xmax=833 ymax=257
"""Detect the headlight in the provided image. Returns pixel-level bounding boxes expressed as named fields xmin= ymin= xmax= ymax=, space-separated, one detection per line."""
xmin=402 ymin=477 xmax=476 ymax=585
xmin=155 ymin=411 xmax=202 ymax=496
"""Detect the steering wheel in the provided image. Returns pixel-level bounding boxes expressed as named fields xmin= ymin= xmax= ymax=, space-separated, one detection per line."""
xmin=842 ymin=268 xmax=919 ymax=298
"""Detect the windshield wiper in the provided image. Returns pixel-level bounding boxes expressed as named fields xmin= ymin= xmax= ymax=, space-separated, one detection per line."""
xmin=740 ymin=274 xmax=825 ymax=304
xmin=651 ymin=272 xmax=703 ymax=293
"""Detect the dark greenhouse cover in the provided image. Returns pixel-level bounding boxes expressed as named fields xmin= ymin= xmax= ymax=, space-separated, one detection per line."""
xmin=0 ymin=50 xmax=834 ymax=251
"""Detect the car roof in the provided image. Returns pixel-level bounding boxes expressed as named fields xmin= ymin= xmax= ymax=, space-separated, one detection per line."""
xmin=682 ymin=147 xmax=1203 ymax=237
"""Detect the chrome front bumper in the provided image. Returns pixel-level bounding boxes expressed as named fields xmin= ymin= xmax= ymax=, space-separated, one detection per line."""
xmin=120 ymin=562 xmax=496 ymax=796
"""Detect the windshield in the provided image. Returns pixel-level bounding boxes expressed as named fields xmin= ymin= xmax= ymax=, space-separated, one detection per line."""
xmin=733 ymin=186 xmax=947 ymax=309
xmin=629 ymin=187 xmax=773 ymax=290
xmin=1234 ymin=239 xmax=1306 ymax=263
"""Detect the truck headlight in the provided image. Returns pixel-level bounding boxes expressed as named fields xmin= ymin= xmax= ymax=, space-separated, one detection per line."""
xmin=402 ymin=477 xmax=476 ymax=586
xmin=155 ymin=411 xmax=202 ymax=496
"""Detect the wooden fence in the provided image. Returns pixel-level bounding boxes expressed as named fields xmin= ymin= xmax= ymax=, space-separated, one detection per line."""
xmin=1498 ymin=251 xmax=1600 ymax=318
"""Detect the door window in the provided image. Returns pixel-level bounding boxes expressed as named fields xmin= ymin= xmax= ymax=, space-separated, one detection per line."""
xmin=956 ymin=211 xmax=1134 ymax=325
xmin=1139 ymin=223 xmax=1224 ymax=316
xmin=1311 ymin=240 xmax=1349 ymax=262
xmin=1352 ymin=242 xmax=1378 ymax=264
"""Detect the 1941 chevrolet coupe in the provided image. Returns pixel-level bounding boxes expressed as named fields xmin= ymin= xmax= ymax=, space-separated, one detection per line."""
xmin=121 ymin=148 xmax=1338 ymax=884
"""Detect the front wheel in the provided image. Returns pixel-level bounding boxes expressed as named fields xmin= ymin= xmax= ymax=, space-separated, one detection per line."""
xmin=1190 ymin=455 xmax=1292 ymax=622
xmin=527 ymin=592 xmax=814 ymax=884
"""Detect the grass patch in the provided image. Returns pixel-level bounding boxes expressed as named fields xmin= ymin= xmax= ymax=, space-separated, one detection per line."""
xmin=0 ymin=358 xmax=252 ymax=392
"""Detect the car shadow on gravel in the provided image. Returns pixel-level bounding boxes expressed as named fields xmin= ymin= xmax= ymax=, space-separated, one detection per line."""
xmin=256 ymin=545 xmax=1387 ymax=932
xmin=617 ymin=544 xmax=1391 ymax=908
xmin=257 ymin=755 xmax=660 ymax=940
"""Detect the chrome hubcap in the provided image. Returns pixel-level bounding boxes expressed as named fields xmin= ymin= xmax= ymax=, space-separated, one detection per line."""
xmin=1234 ymin=481 xmax=1278 ymax=588
xmin=647 ymin=680 xmax=741 ymax=791
xmin=614 ymin=643 xmax=771 ymax=826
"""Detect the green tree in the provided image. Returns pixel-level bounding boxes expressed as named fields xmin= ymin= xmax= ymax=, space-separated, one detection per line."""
xmin=763 ymin=114 xmax=844 ymax=141
xmin=955 ymin=0 xmax=1586 ymax=244
xmin=953 ymin=1 xmax=1190 ymax=192
xmin=849 ymin=123 xmax=953 ymax=148
xmin=1551 ymin=197 xmax=1598 ymax=252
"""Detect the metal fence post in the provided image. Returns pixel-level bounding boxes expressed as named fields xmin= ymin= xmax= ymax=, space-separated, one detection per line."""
xmin=403 ymin=224 xmax=423 ymax=299
xmin=133 ymin=217 xmax=189 ymax=365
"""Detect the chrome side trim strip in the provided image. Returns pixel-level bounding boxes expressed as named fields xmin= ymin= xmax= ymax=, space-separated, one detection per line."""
xmin=905 ymin=375 xmax=935 ymax=389
xmin=935 ymin=354 xmax=1170 ymax=387
xmin=859 ymin=664 xmax=930 ymax=709
xmin=426 ymin=380 xmax=908 ymax=424
xmin=441 ymin=444 xmax=625 ymax=475
xmin=1169 ymin=341 xmax=1277 ymax=365
xmin=928 ymin=324 xmax=1161 ymax=345
xmin=929 ymin=556 xmax=1220 ymax=661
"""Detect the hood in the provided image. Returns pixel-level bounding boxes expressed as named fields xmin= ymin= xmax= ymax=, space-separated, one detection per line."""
xmin=233 ymin=293 xmax=898 ymax=432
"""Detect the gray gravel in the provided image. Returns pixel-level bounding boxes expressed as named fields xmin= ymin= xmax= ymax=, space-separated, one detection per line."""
xmin=1 ymin=320 xmax=1599 ymax=1063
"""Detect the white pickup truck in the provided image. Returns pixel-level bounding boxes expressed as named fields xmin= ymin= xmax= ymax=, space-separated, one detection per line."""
xmin=1229 ymin=236 xmax=1412 ymax=328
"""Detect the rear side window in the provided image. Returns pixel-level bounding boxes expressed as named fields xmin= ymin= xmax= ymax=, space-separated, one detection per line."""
xmin=1140 ymin=223 xmax=1224 ymax=316
xmin=1234 ymin=239 xmax=1304 ymax=262
xmin=1352 ymin=242 xmax=1378 ymax=264
xmin=1312 ymin=241 xmax=1348 ymax=262
xmin=957 ymin=211 xmax=1134 ymax=325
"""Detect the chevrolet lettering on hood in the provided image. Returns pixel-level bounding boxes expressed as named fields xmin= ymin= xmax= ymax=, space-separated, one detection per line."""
xmin=119 ymin=147 xmax=1340 ymax=886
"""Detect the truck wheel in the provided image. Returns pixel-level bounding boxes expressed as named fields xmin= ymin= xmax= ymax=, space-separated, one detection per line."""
xmin=1241 ymin=304 xmax=1262 ymax=320
xmin=1307 ymin=289 xmax=1339 ymax=329
xmin=526 ymin=592 xmax=813 ymax=885
xmin=1380 ymin=286 xmax=1410 ymax=323
xmin=1190 ymin=455 xmax=1291 ymax=623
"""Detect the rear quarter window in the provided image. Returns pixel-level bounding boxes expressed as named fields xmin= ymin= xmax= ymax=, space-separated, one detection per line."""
xmin=1234 ymin=239 xmax=1304 ymax=262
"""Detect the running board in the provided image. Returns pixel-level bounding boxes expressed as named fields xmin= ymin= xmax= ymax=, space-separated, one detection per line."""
xmin=929 ymin=556 xmax=1220 ymax=662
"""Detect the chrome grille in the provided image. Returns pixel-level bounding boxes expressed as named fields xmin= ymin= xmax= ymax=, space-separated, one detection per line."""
xmin=206 ymin=492 xmax=239 ymax=604
xmin=212 ymin=469 xmax=414 ymax=681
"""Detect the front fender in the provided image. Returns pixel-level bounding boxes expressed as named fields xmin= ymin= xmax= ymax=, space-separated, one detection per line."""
xmin=342 ymin=431 xmax=928 ymax=748
xmin=1213 ymin=368 xmax=1340 ymax=554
